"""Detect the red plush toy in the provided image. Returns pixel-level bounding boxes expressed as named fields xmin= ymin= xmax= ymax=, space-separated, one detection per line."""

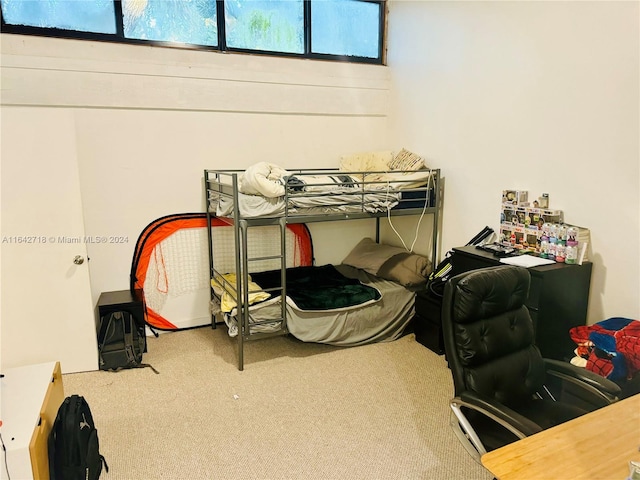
xmin=570 ymin=317 xmax=640 ymax=381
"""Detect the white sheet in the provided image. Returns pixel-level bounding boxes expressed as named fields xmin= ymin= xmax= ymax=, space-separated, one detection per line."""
xmin=215 ymin=192 xmax=285 ymax=217
xmin=214 ymin=190 xmax=400 ymax=218
xmin=223 ymin=296 xmax=284 ymax=337
xmin=238 ymin=162 xmax=289 ymax=197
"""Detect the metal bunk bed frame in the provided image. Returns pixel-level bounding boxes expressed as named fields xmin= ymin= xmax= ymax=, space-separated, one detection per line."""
xmin=204 ymin=168 xmax=441 ymax=370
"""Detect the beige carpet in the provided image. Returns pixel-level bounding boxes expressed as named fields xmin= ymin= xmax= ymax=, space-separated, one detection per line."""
xmin=63 ymin=327 xmax=494 ymax=480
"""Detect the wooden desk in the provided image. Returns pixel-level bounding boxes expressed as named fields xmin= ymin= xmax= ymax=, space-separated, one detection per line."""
xmin=481 ymin=394 xmax=640 ymax=480
xmin=1 ymin=361 xmax=65 ymax=480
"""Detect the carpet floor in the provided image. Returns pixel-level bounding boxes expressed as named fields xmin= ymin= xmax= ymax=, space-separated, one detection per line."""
xmin=63 ymin=327 xmax=494 ymax=480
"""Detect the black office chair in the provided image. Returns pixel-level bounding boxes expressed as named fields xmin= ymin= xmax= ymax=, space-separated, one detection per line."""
xmin=441 ymin=265 xmax=621 ymax=461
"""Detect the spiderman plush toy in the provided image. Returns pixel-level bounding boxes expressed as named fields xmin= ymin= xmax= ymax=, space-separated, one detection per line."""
xmin=570 ymin=317 xmax=640 ymax=396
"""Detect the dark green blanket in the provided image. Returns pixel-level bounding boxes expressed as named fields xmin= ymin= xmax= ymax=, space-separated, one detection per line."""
xmin=250 ymin=265 xmax=381 ymax=311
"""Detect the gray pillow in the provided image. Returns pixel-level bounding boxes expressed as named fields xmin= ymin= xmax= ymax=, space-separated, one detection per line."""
xmin=342 ymin=238 xmax=431 ymax=287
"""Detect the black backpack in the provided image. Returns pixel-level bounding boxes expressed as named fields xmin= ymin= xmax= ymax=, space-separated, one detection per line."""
xmin=98 ymin=310 xmax=155 ymax=372
xmin=48 ymin=395 xmax=108 ymax=480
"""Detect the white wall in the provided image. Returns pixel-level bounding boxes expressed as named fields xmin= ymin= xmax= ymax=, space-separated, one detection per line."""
xmin=2 ymin=0 xmax=637 ymax=338
xmin=1 ymin=35 xmax=394 ymax=331
xmin=387 ymin=0 xmax=639 ymax=324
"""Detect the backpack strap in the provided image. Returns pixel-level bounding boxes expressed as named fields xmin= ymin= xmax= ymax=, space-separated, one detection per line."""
xmin=64 ymin=396 xmax=81 ymax=469
xmin=136 ymin=363 xmax=160 ymax=374
xmin=101 ymin=454 xmax=109 ymax=473
xmin=123 ymin=312 xmax=137 ymax=366
xmin=97 ymin=313 xmax=116 ymax=367
xmin=48 ymin=404 xmax=63 ymax=480
xmin=109 ymin=362 xmax=160 ymax=375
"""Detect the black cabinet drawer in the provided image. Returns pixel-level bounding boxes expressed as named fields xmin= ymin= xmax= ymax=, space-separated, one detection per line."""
xmin=415 ymin=290 xmax=442 ymax=321
xmin=450 ymin=249 xmax=500 ymax=277
xmin=414 ymin=290 xmax=444 ymax=355
xmin=413 ymin=314 xmax=445 ymax=355
xmin=526 ymin=274 xmax=542 ymax=310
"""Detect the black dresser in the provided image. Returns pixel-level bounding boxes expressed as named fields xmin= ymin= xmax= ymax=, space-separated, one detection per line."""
xmin=449 ymin=246 xmax=593 ymax=361
xmin=413 ymin=288 xmax=445 ymax=355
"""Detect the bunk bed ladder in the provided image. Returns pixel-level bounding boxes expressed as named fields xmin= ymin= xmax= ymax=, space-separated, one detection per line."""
xmin=205 ymin=170 xmax=218 ymax=329
xmin=236 ymin=217 xmax=288 ymax=371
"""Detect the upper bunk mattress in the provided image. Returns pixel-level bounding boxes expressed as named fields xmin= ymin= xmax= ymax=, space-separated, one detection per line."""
xmin=214 ymin=190 xmax=401 ymax=218
xmin=208 ymin=165 xmax=435 ymax=219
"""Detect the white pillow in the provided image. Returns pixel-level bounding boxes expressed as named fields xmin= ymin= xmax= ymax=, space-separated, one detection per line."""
xmin=339 ymin=151 xmax=393 ymax=173
xmin=388 ymin=148 xmax=426 ymax=171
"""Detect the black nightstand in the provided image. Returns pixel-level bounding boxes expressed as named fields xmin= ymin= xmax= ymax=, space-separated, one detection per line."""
xmin=97 ymin=289 xmax=147 ymax=353
xmin=413 ymin=289 xmax=445 ymax=355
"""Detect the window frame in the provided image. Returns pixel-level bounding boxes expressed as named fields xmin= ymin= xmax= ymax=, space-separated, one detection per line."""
xmin=0 ymin=0 xmax=386 ymax=65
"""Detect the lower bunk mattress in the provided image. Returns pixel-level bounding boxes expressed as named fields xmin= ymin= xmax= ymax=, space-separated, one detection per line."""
xmin=218 ymin=264 xmax=416 ymax=346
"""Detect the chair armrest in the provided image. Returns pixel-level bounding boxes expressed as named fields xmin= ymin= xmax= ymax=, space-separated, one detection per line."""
xmin=457 ymin=390 xmax=543 ymax=437
xmin=543 ymin=358 xmax=621 ymax=403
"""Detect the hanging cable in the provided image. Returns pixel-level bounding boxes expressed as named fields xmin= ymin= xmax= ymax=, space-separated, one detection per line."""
xmin=386 ymin=170 xmax=434 ymax=253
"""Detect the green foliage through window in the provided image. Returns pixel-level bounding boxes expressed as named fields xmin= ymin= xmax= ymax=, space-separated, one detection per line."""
xmin=122 ymin=0 xmax=218 ymax=46
xmin=225 ymin=0 xmax=303 ymax=54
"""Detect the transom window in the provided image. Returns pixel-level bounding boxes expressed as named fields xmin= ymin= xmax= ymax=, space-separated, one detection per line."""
xmin=0 ymin=0 xmax=386 ymax=64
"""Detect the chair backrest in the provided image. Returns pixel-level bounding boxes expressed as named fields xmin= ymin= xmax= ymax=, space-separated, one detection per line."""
xmin=442 ymin=265 xmax=546 ymax=407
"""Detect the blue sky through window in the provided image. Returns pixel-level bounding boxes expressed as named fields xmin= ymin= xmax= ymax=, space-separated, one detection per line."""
xmin=1 ymin=0 xmax=116 ymax=33
xmin=123 ymin=0 xmax=218 ymax=46
xmin=1 ymin=0 xmax=383 ymax=63
xmin=312 ymin=0 xmax=380 ymax=58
